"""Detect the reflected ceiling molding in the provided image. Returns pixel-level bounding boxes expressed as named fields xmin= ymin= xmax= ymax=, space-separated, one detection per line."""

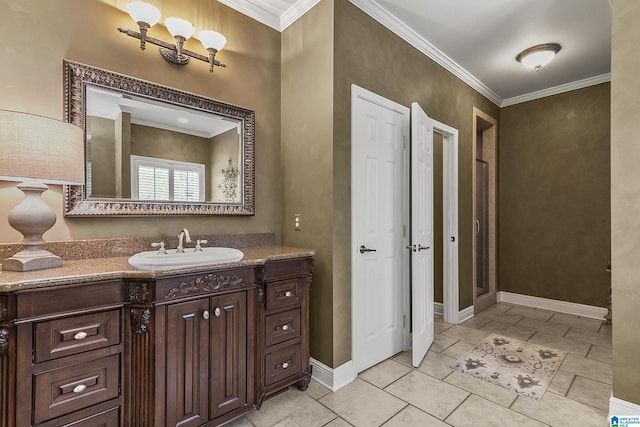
xmin=347 ymin=0 xmax=501 ymax=106
xmin=500 ymin=73 xmax=611 ymax=107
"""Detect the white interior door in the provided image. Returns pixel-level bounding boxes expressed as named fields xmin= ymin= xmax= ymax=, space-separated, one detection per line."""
xmin=410 ymin=102 xmax=434 ymax=367
xmin=352 ymin=86 xmax=408 ymax=373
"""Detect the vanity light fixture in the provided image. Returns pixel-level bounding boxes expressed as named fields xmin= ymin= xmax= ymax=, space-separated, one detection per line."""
xmin=0 ymin=110 xmax=84 ymax=271
xmin=118 ymin=1 xmax=227 ymax=73
xmin=516 ymin=43 xmax=561 ymax=71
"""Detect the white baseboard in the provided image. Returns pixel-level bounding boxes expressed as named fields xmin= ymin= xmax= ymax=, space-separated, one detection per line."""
xmin=610 ymin=395 xmax=640 ymax=416
xmin=458 ymin=305 xmax=475 ymax=322
xmin=497 ymin=291 xmax=607 ymax=320
xmin=434 ymin=302 xmax=444 ymax=315
xmin=310 ymin=358 xmax=357 ymax=392
xmin=434 ymin=302 xmax=473 ymax=324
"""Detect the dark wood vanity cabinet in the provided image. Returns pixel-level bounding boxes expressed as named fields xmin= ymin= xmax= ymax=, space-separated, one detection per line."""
xmin=0 ymin=253 xmax=312 ymax=427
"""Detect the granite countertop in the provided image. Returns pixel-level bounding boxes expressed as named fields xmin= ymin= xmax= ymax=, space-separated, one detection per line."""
xmin=0 ymin=246 xmax=314 ymax=292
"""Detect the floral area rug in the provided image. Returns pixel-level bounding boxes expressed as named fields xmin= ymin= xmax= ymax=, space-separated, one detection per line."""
xmin=448 ymin=333 xmax=566 ymax=400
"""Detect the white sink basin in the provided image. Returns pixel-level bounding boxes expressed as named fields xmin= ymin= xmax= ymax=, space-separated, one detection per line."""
xmin=128 ymin=247 xmax=244 ymax=270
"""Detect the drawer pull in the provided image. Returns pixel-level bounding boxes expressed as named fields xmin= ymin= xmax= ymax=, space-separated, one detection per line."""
xmin=73 ymin=384 xmax=87 ymax=393
xmin=73 ymin=331 xmax=88 ymax=340
xmin=214 ymin=307 xmax=221 ymax=317
xmin=282 ymin=362 xmax=289 ymax=369
xmin=282 ymin=324 xmax=289 ymax=331
xmin=285 ymin=291 xmax=292 ymax=297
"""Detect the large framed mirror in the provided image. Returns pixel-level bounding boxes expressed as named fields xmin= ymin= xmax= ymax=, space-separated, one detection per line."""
xmin=63 ymin=61 xmax=255 ymax=216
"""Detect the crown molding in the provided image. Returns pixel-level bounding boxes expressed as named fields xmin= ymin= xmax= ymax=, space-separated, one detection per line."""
xmin=347 ymin=0 xmax=502 ymax=106
xmin=500 ymin=73 xmax=611 ymax=107
xmin=220 ymin=0 xmax=321 ymax=31
xmin=218 ymin=0 xmax=281 ymax=30
xmin=281 ymin=0 xmax=322 ymax=30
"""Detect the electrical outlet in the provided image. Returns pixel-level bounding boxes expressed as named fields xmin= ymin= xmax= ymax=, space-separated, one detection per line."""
xmin=294 ymin=214 xmax=301 ymax=231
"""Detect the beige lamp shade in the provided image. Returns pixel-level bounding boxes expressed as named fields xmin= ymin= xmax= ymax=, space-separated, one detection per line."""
xmin=0 ymin=110 xmax=84 ymax=185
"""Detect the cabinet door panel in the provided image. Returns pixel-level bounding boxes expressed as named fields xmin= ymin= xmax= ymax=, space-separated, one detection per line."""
xmin=210 ymin=292 xmax=247 ymax=420
xmin=166 ymin=299 xmax=209 ymax=427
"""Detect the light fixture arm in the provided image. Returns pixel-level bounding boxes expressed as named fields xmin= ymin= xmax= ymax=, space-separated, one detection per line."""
xmin=117 ymin=27 xmax=227 ymax=71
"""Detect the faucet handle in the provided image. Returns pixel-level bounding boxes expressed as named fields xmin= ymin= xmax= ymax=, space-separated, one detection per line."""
xmin=194 ymin=239 xmax=208 ymax=252
xmin=151 ymin=242 xmax=166 ymax=254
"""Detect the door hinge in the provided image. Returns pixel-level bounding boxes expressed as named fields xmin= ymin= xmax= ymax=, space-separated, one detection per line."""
xmin=403 ymin=225 xmax=406 ymax=237
xmin=403 ymin=314 xmax=407 ymax=328
xmin=403 ymin=135 xmax=407 ymax=148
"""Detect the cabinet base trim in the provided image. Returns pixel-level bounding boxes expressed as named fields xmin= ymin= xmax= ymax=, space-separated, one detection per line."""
xmin=309 ymin=358 xmax=356 ymax=392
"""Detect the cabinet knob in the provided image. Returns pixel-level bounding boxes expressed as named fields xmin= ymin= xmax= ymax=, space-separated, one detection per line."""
xmin=203 ymin=310 xmax=210 ymax=320
xmin=73 ymin=384 xmax=87 ymax=393
xmin=282 ymin=324 xmax=289 ymax=331
xmin=282 ymin=362 xmax=289 ymax=369
xmin=285 ymin=291 xmax=292 ymax=297
xmin=73 ymin=331 xmax=88 ymax=340
xmin=214 ymin=307 xmax=221 ymax=317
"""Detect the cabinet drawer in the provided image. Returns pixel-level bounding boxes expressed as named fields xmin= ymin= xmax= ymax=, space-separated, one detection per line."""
xmin=35 ymin=310 xmax=121 ymax=362
xmin=263 ymin=259 xmax=310 ymax=281
xmin=265 ymin=309 xmax=301 ymax=347
xmin=265 ymin=344 xmax=302 ymax=386
xmin=34 ymin=354 xmax=120 ymax=423
xmin=37 ymin=406 xmax=119 ymax=427
xmin=266 ymin=279 xmax=303 ymax=311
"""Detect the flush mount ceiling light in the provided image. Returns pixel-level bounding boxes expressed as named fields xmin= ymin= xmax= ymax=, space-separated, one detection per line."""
xmin=118 ymin=1 xmax=227 ymax=73
xmin=516 ymin=43 xmax=562 ymax=71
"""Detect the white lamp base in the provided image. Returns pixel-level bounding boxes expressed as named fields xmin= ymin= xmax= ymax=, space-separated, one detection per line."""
xmin=2 ymin=180 xmax=62 ymax=272
xmin=2 ymin=249 xmax=62 ymax=271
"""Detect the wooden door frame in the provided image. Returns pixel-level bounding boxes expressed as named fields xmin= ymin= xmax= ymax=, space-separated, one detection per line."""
xmin=472 ymin=107 xmax=498 ymax=314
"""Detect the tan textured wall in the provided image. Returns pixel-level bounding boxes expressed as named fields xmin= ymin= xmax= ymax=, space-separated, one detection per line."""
xmin=0 ymin=0 xmax=281 ymax=243
xmin=500 ymin=84 xmax=610 ymax=307
xmin=611 ymin=0 xmax=640 ymax=406
xmin=281 ymin=0 xmax=335 ymax=366
xmin=328 ymin=0 xmax=499 ymax=366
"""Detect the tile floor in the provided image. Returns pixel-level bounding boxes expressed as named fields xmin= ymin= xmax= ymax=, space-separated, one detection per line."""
xmin=230 ymin=303 xmax=611 ymax=426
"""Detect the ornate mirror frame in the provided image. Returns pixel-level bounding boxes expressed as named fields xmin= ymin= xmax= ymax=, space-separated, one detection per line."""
xmin=63 ymin=60 xmax=255 ymax=216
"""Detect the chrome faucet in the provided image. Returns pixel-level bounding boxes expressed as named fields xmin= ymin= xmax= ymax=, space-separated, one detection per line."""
xmin=176 ymin=229 xmax=192 ymax=253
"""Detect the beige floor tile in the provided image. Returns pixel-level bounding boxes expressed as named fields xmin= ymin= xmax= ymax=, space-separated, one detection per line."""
xmin=547 ymin=313 xmax=602 ymax=332
xmin=511 ymin=390 xmax=607 ymax=426
xmin=478 ymin=321 xmax=537 ymax=341
xmin=460 ymin=317 xmax=492 ymax=330
xmin=441 ymin=341 xmax=475 ymax=359
xmin=385 ymin=370 xmax=469 ymax=420
xmin=247 ymin=390 xmax=336 ymax=427
xmin=565 ymin=327 xmax=612 ymax=348
xmin=527 ymin=331 xmax=591 ymax=356
xmin=587 ymin=344 xmax=612 ymax=364
xmin=319 ymin=379 xmax=406 ymax=427
xmin=416 ymin=351 xmax=456 ymax=380
xmin=225 ymin=415 xmax=255 ymax=426
xmin=359 ymin=359 xmax=412 ymax=389
xmin=323 ymin=418 xmax=353 ymax=427
xmin=566 ymin=376 xmax=612 ymax=411
xmin=392 ymin=351 xmax=413 ymax=367
xmin=547 ymin=370 xmax=575 ymax=396
xmin=272 ymin=417 xmax=301 ymax=427
xmin=298 ymin=379 xmax=331 ymax=400
xmin=384 ymin=405 xmax=449 ymax=426
xmin=474 ymin=310 xmax=524 ymax=326
xmin=435 ymin=321 xmax=453 ymax=334
xmin=441 ymin=325 xmax=491 ymax=345
xmin=429 ymin=333 xmax=459 ymax=353
xmin=446 ymin=395 xmax=546 ymax=427
xmin=516 ymin=317 xmax=570 ymax=336
xmin=506 ymin=306 xmax=554 ymax=321
xmin=560 ymin=353 xmax=612 ymax=385
xmin=443 ymin=371 xmax=517 ymax=407
xmin=598 ymin=323 xmax=612 ymax=336
xmin=482 ymin=303 xmax=514 ymax=313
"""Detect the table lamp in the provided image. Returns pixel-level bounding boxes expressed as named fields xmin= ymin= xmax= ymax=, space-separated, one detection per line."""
xmin=0 ymin=110 xmax=84 ymax=271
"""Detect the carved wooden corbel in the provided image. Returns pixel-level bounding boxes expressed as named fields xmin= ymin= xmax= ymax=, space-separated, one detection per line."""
xmin=131 ymin=308 xmax=151 ymax=334
xmin=0 ymin=328 xmax=8 ymax=357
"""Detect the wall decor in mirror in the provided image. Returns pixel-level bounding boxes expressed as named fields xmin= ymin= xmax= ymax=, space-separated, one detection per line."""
xmin=63 ymin=60 xmax=255 ymax=216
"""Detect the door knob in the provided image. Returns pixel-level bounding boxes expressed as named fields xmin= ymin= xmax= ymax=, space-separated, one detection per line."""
xmin=214 ymin=307 xmax=221 ymax=317
xmin=203 ymin=310 xmax=210 ymax=320
xmin=359 ymin=245 xmax=377 ymax=254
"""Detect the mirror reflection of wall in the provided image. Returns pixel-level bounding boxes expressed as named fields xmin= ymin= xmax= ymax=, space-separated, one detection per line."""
xmin=85 ymin=86 xmax=243 ymax=204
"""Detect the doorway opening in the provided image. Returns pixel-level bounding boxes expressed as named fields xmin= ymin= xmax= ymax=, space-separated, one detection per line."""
xmin=473 ymin=107 xmax=497 ymax=314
